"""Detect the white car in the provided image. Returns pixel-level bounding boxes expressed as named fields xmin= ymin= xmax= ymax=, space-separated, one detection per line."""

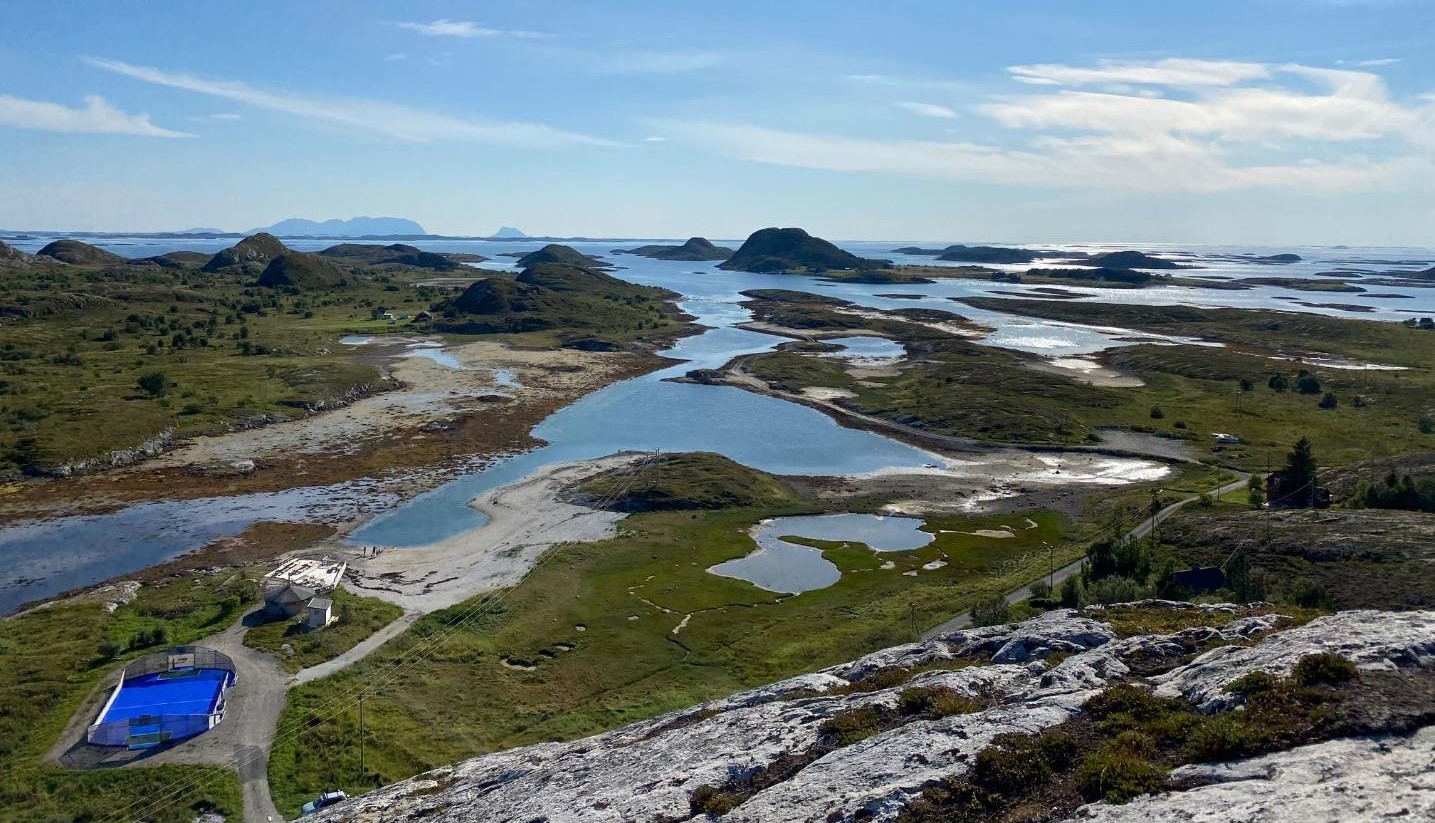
xmin=300 ymin=791 xmax=349 ymax=817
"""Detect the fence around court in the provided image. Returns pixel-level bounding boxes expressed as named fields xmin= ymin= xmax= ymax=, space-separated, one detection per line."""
xmin=85 ymin=646 xmax=238 ymax=747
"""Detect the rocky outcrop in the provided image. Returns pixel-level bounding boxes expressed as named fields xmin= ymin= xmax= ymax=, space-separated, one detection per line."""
xmin=615 ymin=237 xmax=734 ymax=261
xmin=202 ymin=232 xmax=289 ymax=273
xmin=720 ymin=228 xmax=889 ymax=273
xmin=35 ymin=239 xmax=125 ymax=266
xmin=0 ymin=240 xmax=34 ymax=268
xmin=311 ymin=606 xmax=1435 ymax=823
xmin=1065 ymin=728 xmax=1435 ymax=822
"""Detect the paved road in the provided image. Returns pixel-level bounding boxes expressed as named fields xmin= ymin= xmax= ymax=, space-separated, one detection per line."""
xmin=921 ymin=473 xmax=1250 ymax=640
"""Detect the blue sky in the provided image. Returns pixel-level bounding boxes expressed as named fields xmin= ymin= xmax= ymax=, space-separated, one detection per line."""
xmin=2 ymin=0 xmax=1434 ymax=243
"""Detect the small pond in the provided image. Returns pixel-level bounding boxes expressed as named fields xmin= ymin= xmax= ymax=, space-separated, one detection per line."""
xmin=708 ymin=513 xmax=933 ymax=594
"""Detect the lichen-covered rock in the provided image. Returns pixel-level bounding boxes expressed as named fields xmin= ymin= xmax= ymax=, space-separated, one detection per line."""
xmin=313 ymin=609 xmax=1434 ymax=823
xmin=1153 ymin=610 xmax=1435 ymax=711
xmin=1064 ymin=727 xmax=1435 ymax=823
xmin=728 ymin=695 xmax=1088 ymax=823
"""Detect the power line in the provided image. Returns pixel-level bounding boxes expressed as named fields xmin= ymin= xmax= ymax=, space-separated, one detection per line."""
xmin=104 ymin=453 xmax=659 ymax=823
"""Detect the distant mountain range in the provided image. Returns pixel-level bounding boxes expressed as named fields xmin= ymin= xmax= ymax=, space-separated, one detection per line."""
xmin=492 ymin=226 xmax=528 ymax=238
xmin=249 ymin=216 xmax=428 ymax=237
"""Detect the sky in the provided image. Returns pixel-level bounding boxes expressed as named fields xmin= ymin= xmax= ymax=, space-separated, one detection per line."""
xmin=2 ymin=0 xmax=1434 ymax=244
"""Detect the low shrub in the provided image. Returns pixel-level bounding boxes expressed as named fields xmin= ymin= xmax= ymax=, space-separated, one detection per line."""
xmin=973 ymin=741 xmax=1051 ymax=797
xmin=819 ymin=706 xmax=884 ymax=746
xmin=832 ymin=667 xmax=911 ymax=696
xmin=1292 ymin=652 xmax=1356 ymax=686
xmin=689 ymin=784 xmax=740 ymax=816
xmin=1183 ymin=714 xmax=1266 ymax=762
xmin=897 ymin=686 xmax=981 ymax=718
xmin=1076 ymin=748 xmax=1168 ymax=803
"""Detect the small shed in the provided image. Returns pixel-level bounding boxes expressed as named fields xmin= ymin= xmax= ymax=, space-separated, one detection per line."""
xmin=264 ymin=583 xmax=316 ymax=618
xmin=306 ymin=597 xmax=335 ymax=629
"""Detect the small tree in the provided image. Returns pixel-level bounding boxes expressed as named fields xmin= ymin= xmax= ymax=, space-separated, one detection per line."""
xmin=136 ymin=371 xmax=168 ymax=398
xmin=1059 ymin=575 xmax=1085 ymax=608
xmin=970 ymin=595 xmax=1012 ymax=627
xmin=1149 ymin=406 xmax=1165 ymax=420
xmin=1295 ymin=371 xmax=1322 ymax=395
xmin=1028 ymin=577 xmax=1053 ymax=599
xmin=1247 ymin=473 xmax=1266 ymax=508
xmin=1318 ymin=392 xmax=1338 ymax=410
xmin=1239 ymin=377 xmax=1254 ymax=392
xmin=1268 ymin=373 xmax=1289 ymax=392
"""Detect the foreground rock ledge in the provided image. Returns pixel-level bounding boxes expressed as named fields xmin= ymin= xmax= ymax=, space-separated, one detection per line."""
xmin=313 ymin=606 xmax=1435 ymax=823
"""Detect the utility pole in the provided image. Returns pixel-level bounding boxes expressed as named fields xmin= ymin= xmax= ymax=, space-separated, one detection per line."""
xmin=1046 ymin=541 xmax=1054 ymax=590
xmin=358 ymin=695 xmax=365 ymax=786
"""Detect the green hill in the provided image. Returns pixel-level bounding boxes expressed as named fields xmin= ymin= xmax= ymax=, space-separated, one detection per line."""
xmin=255 ymin=252 xmax=349 ymax=290
xmin=719 ymin=227 xmax=889 ymax=273
xmin=36 ymin=240 xmax=125 ymax=266
xmin=515 ymin=244 xmax=610 ymax=269
xmin=318 ymin=243 xmax=462 ymax=271
xmin=573 ymin=452 xmax=802 ymax=511
xmin=434 ymin=263 xmax=683 ymax=345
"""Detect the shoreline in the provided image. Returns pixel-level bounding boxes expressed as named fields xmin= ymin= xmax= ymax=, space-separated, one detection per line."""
xmin=0 ymin=338 xmax=684 ymax=617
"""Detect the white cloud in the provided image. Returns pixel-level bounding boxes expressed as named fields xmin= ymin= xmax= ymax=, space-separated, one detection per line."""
xmin=395 ymin=19 xmax=551 ymax=39
xmin=0 ymin=94 xmax=192 ymax=138
xmin=208 ymin=112 xmax=242 ymax=121
xmin=1353 ymin=57 xmax=1402 ymax=66
xmin=662 ymin=57 xmax=1435 ymax=195
xmin=1010 ymin=58 xmax=1271 ymax=87
xmin=385 ymin=52 xmax=408 ymax=62
xmin=985 ymin=62 xmax=1419 ymax=143
xmin=594 ymin=51 xmax=727 ymax=74
xmin=894 ymin=101 xmax=958 ymax=119
xmin=87 ymin=58 xmax=614 ymax=148
xmin=662 ymin=120 xmax=1420 ymax=193
xmin=643 ymin=135 xmax=667 ymax=142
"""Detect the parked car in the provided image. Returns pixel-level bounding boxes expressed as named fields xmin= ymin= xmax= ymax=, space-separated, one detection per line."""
xmin=300 ymin=790 xmax=349 ymax=817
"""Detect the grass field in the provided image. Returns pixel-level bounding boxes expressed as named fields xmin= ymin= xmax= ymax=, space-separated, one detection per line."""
xmin=242 ymin=587 xmax=404 ymax=673
xmin=267 ymin=504 xmax=1069 ymax=811
xmin=0 ymin=570 xmax=254 ymax=822
xmin=0 ymin=257 xmax=688 ymax=477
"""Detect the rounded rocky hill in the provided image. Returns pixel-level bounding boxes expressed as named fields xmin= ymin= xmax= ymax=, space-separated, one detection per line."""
xmin=202 ymin=232 xmax=289 ymax=273
xmin=615 ymin=237 xmax=735 ymax=261
xmin=35 ymin=239 xmax=125 ymax=266
xmin=720 ymin=228 xmax=889 ymax=273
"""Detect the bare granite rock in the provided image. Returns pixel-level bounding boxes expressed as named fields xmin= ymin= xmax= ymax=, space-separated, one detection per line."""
xmin=1152 ymin=609 xmax=1435 ymax=711
xmin=313 ymin=607 xmax=1434 ymax=823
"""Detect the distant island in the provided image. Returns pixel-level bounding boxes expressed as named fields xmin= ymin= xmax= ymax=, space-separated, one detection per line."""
xmin=492 ymin=226 xmax=528 ymax=239
xmin=1072 ymin=250 xmax=1192 ymax=270
xmin=893 ymin=244 xmax=1080 ymax=264
xmin=719 ymin=227 xmax=890 ymax=274
xmin=508 ymin=244 xmax=612 ymax=269
xmin=613 ymin=237 xmax=734 ymax=261
xmin=249 ymin=216 xmax=428 ymax=237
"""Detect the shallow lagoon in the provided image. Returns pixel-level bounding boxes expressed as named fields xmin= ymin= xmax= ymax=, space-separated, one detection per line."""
xmin=709 ymin=513 xmax=934 ymax=593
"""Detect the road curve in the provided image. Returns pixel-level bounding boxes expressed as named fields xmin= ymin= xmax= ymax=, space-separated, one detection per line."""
xmin=920 ymin=473 xmax=1249 ymax=640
